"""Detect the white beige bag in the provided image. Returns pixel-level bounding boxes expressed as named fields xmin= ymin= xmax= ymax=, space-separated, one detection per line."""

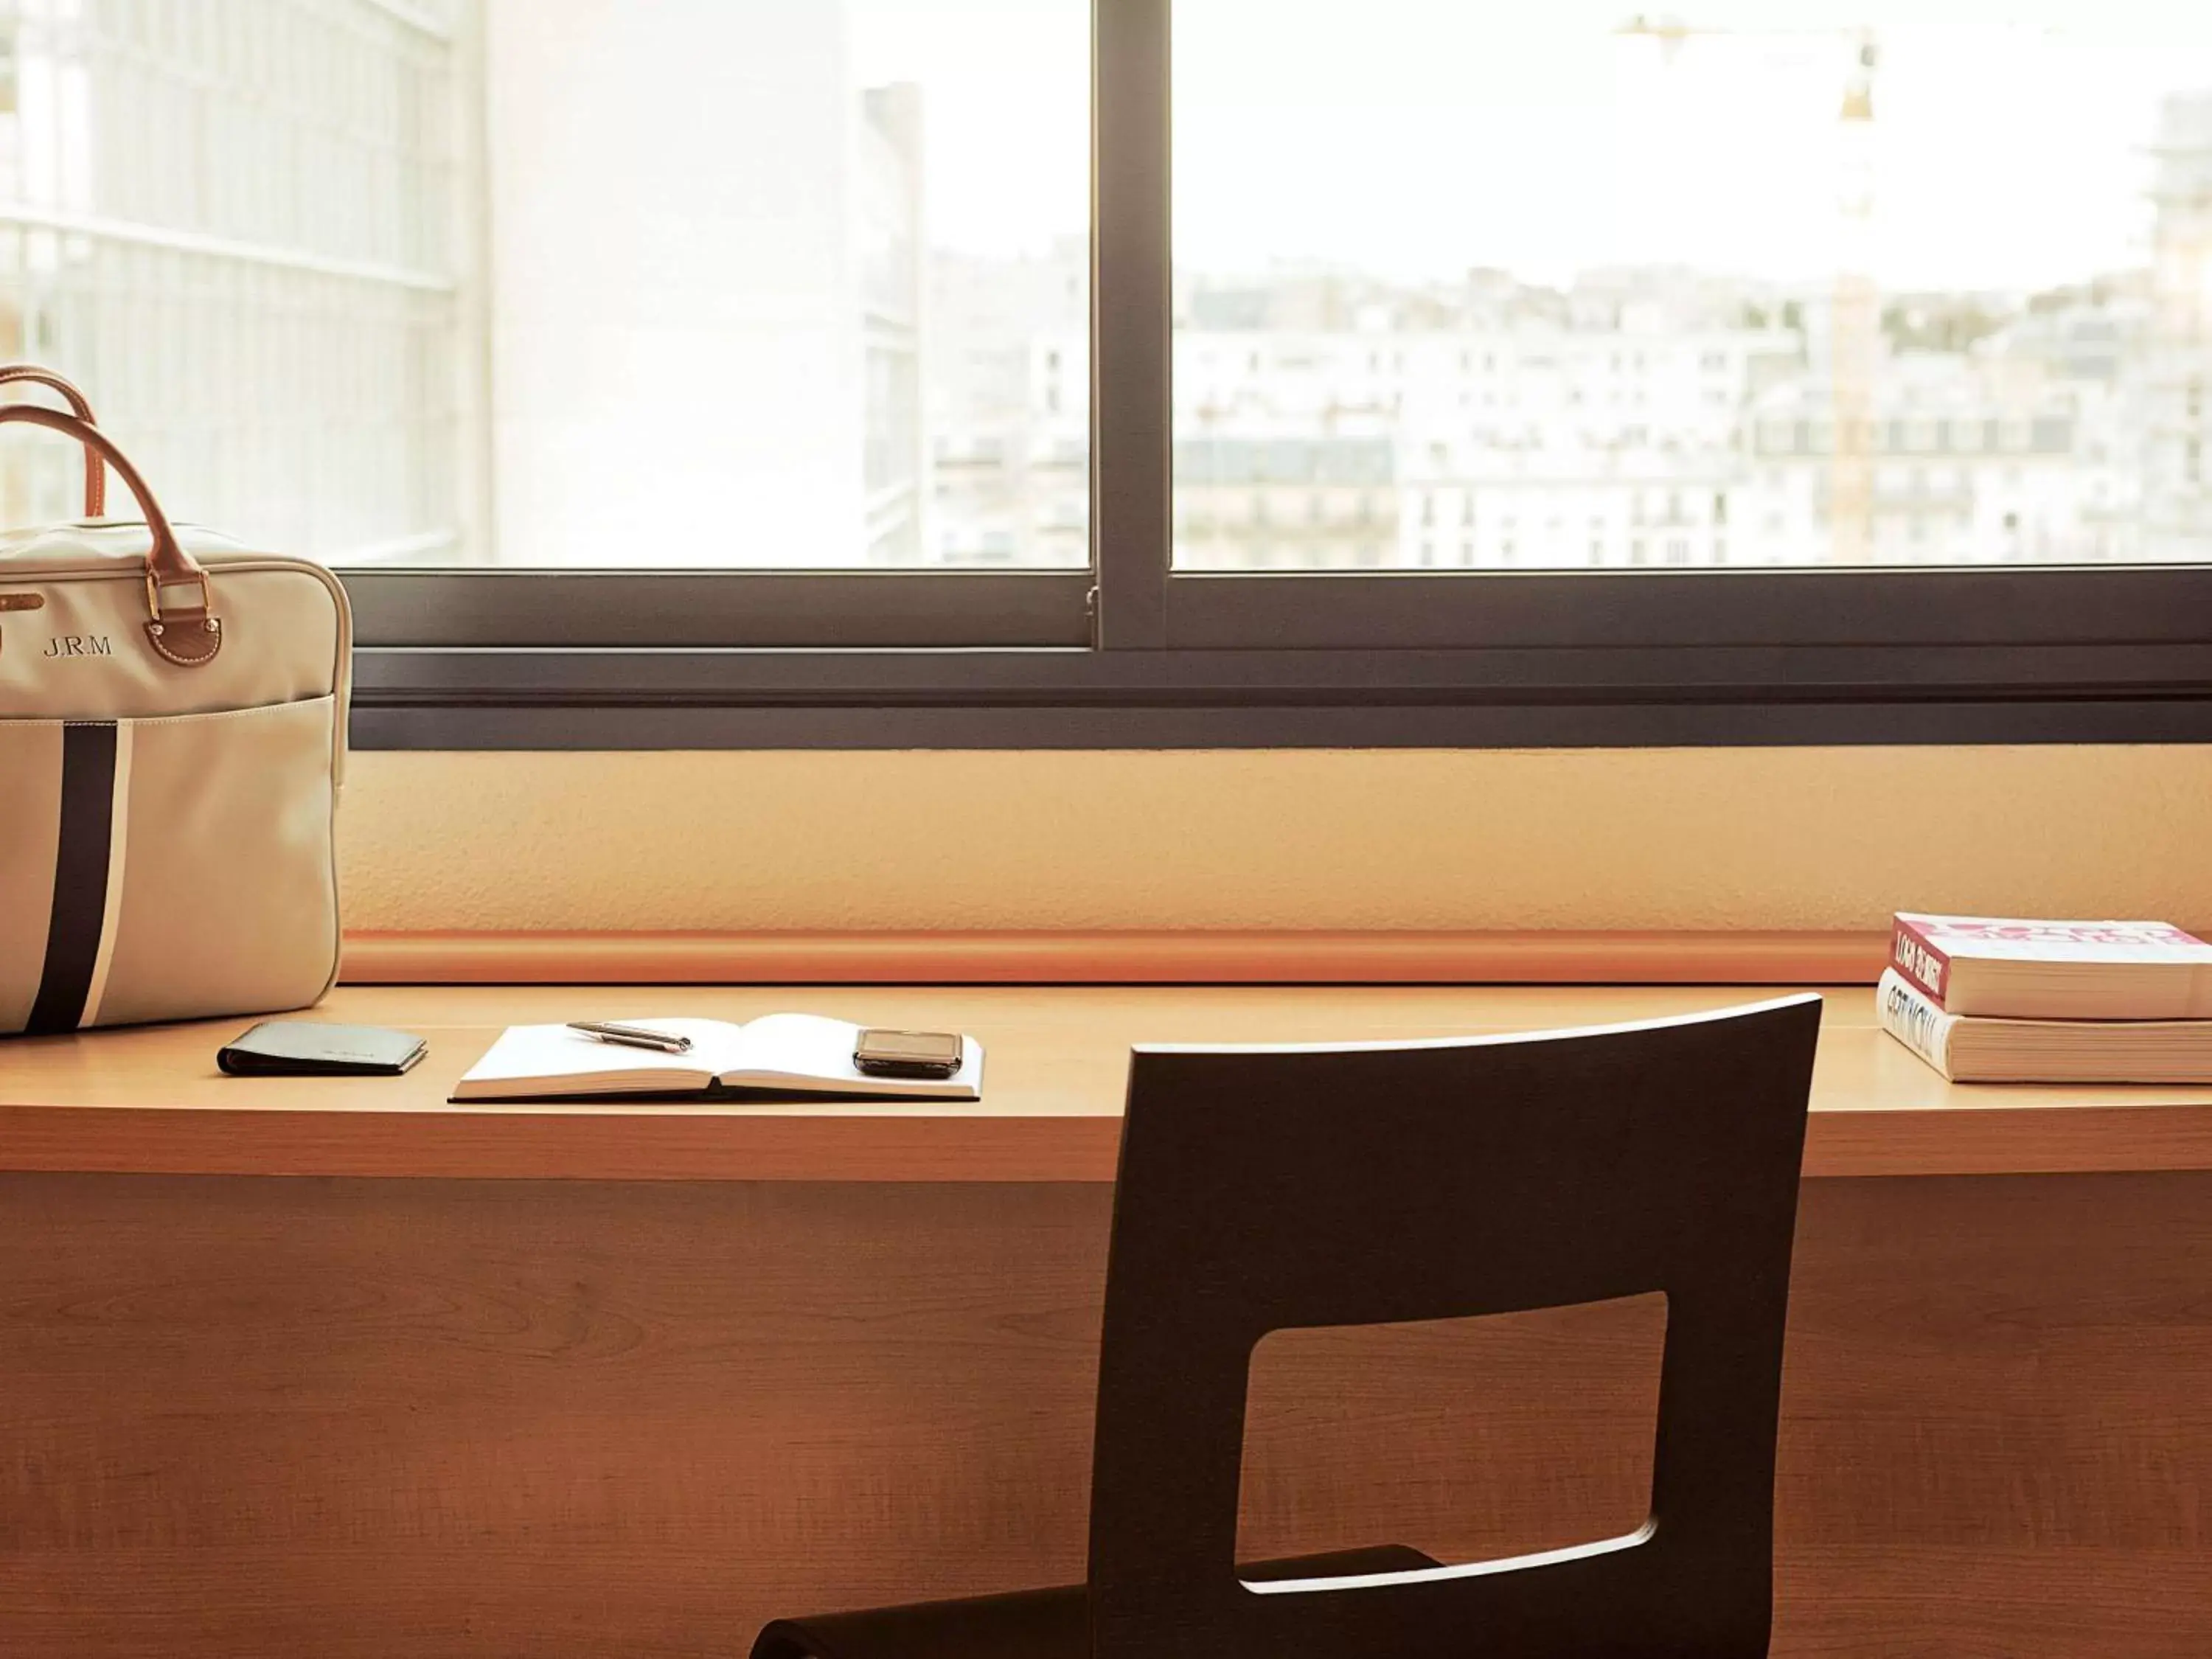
xmin=0 ymin=373 xmax=350 ymax=1034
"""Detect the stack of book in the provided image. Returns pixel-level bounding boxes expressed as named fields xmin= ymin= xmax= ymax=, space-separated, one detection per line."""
xmin=1879 ymin=913 xmax=2212 ymax=1083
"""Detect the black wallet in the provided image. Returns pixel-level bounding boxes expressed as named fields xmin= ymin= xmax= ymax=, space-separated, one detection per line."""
xmin=218 ymin=1021 xmax=428 ymax=1077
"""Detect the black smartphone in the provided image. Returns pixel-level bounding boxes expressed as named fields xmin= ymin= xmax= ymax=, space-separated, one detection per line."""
xmin=853 ymin=1028 xmax=964 ymax=1079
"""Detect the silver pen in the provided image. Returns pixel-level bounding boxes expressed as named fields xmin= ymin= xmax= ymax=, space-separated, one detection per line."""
xmin=567 ymin=1020 xmax=693 ymax=1054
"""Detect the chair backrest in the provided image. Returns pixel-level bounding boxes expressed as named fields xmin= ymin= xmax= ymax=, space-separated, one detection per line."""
xmin=1085 ymin=995 xmax=1822 ymax=1659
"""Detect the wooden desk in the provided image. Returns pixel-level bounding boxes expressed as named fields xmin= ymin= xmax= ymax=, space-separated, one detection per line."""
xmin=7 ymin=983 xmax=2212 ymax=1180
xmin=3 ymin=984 xmax=2210 ymax=1657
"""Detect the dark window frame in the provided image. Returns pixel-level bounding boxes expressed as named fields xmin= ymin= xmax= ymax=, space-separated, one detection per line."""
xmin=344 ymin=0 xmax=2212 ymax=749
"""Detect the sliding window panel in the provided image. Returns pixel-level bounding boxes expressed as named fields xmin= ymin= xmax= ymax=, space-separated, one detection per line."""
xmin=465 ymin=0 xmax=1093 ymax=576
xmin=0 ymin=0 xmax=476 ymax=565
xmin=0 ymin=0 xmax=1096 ymax=648
xmin=1164 ymin=0 xmax=2212 ymax=648
xmin=469 ymin=0 xmax=1088 ymax=580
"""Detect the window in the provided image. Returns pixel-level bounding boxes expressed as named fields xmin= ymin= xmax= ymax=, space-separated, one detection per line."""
xmin=1 ymin=0 xmax=2208 ymax=746
xmin=1171 ymin=0 xmax=2212 ymax=573
xmin=0 ymin=0 xmax=1090 ymax=579
xmin=0 ymin=0 xmax=471 ymax=560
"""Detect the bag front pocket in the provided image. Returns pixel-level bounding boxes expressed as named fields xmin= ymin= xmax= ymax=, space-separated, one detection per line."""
xmin=0 ymin=695 xmax=339 ymax=1034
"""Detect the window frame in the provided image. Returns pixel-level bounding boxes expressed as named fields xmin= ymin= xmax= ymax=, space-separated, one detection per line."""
xmin=344 ymin=0 xmax=2212 ymax=749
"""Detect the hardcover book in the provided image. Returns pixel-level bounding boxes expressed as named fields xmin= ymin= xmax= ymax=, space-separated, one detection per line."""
xmin=1889 ymin=913 xmax=2212 ymax=1020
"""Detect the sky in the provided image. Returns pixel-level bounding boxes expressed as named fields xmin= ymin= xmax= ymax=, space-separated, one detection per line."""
xmin=847 ymin=0 xmax=2212 ymax=293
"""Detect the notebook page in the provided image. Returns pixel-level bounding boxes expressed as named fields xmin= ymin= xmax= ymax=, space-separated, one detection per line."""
xmin=454 ymin=1018 xmax=745 ymax=1094
xmin=723 ymin=1013 xmax=984 ymax=1096
xmin=722 ymin=1013 xmax=871 ymax=1087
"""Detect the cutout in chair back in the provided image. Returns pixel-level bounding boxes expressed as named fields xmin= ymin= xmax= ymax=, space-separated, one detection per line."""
xmin=1237 ymin=1292 xmax=1668 ymax=1582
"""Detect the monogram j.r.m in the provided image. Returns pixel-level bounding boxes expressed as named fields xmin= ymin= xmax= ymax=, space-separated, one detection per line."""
xmin=44 ymin=634 xmax=113 ymax=657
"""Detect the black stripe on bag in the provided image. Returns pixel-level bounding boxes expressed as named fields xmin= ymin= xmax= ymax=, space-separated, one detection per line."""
xmin=25 ymin=721 xmax=118 ymax=1036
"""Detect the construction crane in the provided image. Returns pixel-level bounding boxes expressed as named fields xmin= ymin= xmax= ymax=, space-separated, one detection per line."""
xmin=1616 ymin=16 xmax=1881 ymax=564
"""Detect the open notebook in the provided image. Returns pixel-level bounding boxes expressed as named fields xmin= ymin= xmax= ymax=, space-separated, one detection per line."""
xmin=451 ymin=1015 xmax=984 ymax=1103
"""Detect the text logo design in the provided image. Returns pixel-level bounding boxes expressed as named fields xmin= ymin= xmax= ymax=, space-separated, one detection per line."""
xmin=44 ymin=635 xmax=114 ymax=658
xmin=1893 ymin=927 xmax=1945 ymax=996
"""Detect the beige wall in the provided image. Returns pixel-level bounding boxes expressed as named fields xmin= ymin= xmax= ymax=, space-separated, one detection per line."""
xmin=338 ymin=748 xmax=2212 ymax=933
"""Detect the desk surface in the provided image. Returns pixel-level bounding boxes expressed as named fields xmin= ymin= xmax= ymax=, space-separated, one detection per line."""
xmin=6 ymin=983 xmax=2212 ymax=1180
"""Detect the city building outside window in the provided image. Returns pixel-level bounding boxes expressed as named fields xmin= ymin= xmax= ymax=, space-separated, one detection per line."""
xmin=0 ymin=0 xmax=474 ymax=561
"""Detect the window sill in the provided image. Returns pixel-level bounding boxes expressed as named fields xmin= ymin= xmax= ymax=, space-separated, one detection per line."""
xmin=350 ymin=642 xmax=2212 ymax=748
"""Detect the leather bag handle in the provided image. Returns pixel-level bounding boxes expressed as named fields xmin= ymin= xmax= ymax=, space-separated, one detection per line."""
xmin=0 ymin=402 xmax=221 ymax=667
xmin=0 ymin=365 xmax=105 ymax=517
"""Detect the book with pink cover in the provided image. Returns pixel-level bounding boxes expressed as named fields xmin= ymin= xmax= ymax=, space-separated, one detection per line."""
xmin=1890 ymin=914 xmax=2212 ymax=1020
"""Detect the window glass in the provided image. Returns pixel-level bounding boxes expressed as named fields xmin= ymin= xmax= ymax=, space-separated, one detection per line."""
xmin=1172 ymin=0 xmax=2212 ymax=568
xmin=0 ymin=0 xmax=470 ymax=562
xmin=0 ymin=0 xmax=1091 ymax=570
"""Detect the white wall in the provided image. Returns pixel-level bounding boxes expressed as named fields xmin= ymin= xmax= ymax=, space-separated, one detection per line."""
xmin=482 ymin=0 xmax=865 ymax=566
xmin=340 ymin=745 xmax=2212 ymax=933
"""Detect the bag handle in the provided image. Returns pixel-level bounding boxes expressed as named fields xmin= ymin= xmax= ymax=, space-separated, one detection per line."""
xmin=0 ymin=365 xmax=105 ymax=518
xmin=0 ymin=403 xmax=221 ymax=667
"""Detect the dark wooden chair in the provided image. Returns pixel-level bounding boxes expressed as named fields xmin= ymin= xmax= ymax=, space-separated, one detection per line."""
xmin=751 ymin=994 xmax=1823 ymax=1659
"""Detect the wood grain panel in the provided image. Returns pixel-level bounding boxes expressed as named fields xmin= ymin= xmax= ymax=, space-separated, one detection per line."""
xmin=338 ymin=928 xmax=1896 ymax=987
xmin=1782 ymin=1175 xmax=2212 ymax=1554
xmin=3 ymin=1171 xmax=2211 ymax=1655
xmin=1237 ymin=1294 xmax=1667 ymax=1567
xmin=0 ymin=1178 xmax=1110 ymax=1659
